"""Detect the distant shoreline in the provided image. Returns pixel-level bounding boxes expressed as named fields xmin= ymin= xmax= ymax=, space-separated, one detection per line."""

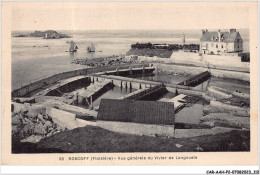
xmin=14 ymin=30 xmax=71 ymax=39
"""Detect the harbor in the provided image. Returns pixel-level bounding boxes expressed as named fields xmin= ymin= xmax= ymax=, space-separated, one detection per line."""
xmin=11 ymin=29 xmax=250 ymax=153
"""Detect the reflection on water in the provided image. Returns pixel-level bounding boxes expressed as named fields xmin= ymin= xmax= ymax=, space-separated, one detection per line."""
xmin=157 ymin=92 xmax=209 ymax=124
xmin=133 ymin=73 xmax=211 ymax=91
xmin=92 ymin=86 xmax=133 ymax=107
xmin=134 ymin=74 xmax=185 ymax=85
xmin=175 ymin=99 xmax=208 ymax=124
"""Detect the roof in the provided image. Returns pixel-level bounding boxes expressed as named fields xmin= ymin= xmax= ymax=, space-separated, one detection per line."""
xmin=200 ymin=31 xmax=240 ymax=43
xmin=97 ymin=99 xmax=175 ymax=125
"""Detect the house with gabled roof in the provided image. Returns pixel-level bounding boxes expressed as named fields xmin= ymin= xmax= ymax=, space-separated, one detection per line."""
xmin=200 ymin=29 xmax=243 ymax=55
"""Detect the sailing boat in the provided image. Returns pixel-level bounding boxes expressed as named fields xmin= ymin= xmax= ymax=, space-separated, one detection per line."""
xmin=69 ymin=41 xmax=78 ymax=52
xmin=87 ymin=43 xmax=95 ymax=52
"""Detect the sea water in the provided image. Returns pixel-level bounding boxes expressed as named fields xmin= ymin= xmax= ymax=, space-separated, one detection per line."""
xmin=11 ymin=29 xmax=249 ymax=90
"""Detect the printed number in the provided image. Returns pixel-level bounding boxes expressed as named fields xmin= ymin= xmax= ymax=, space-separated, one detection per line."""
xmin=59 ymin=157 xmax=64 ymax=161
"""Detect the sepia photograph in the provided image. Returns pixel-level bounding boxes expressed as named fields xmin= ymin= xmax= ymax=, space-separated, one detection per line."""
xmin=1 ymin=1 xmax=258 ymax=166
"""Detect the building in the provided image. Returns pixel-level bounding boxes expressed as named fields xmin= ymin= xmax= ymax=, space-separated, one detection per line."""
xmin=97 ymin=99 xmax=175 ymax=137
xmin=182 ymin=33 xmax=185 ymax=44
xmin=200 ymin=29 xmax=243 ymax=55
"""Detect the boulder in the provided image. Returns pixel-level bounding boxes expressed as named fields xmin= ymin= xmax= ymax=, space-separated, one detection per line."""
xmin=19 ymin=125 xmax=33 ymax=138
xmin=12 ymin=125 xmax=21 ymax=135
xmin=12 ymin=102 xmax=29 ymax=114
xmin=43 ymin=114 xmax=50 ymax=120
xmin=199 ymin=121 xmax=215 ymax=127
xmin=34 ymin=123 xmax=47 ymax=135
xmin=47 ymin=127 xmax=54 ymax=133
xmin=21 ymin=117 xmax=33 ymax=125
xmin=37 ymin=114 xmax=45 ymax=124
xmin=12 ymin=115 xmax=22 ymax=125
xmin=44 ymin=120 xmax=52 ymax=127
xmin=44 ymin=121 xmax=53 ymax=132
xmin=20 ymin=135 xmax=44 ymax=143
xmin=27 ymin=105 xmax=46 ymax=119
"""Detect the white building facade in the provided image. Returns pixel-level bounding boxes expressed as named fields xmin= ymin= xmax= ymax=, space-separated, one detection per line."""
xmin=200 ymin=29 xmax=243 ymax=55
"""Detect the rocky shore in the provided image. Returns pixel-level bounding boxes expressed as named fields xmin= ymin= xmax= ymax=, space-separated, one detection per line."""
xmin=12 ymin=103 xmax=66 ymax=143
xmin=71 ymin=55 xmax=126 ymax=67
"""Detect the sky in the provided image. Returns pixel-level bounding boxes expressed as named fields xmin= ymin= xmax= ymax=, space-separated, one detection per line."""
xmin=11 ymin=2 xmax=253 ymax=31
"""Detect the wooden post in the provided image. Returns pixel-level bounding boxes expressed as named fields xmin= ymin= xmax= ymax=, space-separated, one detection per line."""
xmin=130 ymin=82 xmax=132 ymax=90
xmin=90 ymin=96 xmax=93 ymax=109
xmin=76 ymin=93 xmax=79 ymax=105
xmin=129 ymin=67 xmax=133 ymax=75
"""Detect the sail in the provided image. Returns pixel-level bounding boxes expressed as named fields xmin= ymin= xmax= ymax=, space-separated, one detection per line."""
xmin=88 ymin=43 xmax=95 ymax=52
xmin=69 ymin=41 xmax=75 ymax=52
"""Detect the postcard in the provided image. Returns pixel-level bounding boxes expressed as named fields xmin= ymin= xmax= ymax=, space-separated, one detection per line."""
xmin=1 ymin=1 xmax=258 ymax=166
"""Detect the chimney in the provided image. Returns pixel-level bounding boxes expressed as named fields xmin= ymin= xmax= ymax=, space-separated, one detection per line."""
xmin=202 ymin=30 xmax=205 ymax=36
xmin=230 ymin=28 xmax=236 ymax=34
xmin=218 ymin=29 xmax=221 ymax=42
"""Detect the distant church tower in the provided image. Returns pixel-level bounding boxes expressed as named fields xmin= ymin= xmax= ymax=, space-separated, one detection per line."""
xmin=182 ymin=33 xmax=186 ymax=44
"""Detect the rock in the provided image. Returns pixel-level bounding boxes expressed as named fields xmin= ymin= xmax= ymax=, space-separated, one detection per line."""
xmin=175 ymin=144 xmax=183 ymax=148
xmin=37 ymin=114 xmax=45 ymax=124
xmin=56 ymin=125 xmax=66 ymax=132
xmin=19 ymin=125 xmax=33 ymax=138
xmin=20 ymin=135 xmax=44 ymax=143
xmin=12 ymin=125 xmax=21 ymax=135
xmin=46 ymin=130 xmax=55 ymax=137
xmin=27 ymin=105 xmax=46 ymax=119
xmin=12 ymin=115 xmax=22 ymax=125
xmin=21 ymin=117 xmax=34 ymax=125
xmin=240 ymin=134 xmax=248 ymax=139
xmin=45 ymin=120 xmax=52 ymax=127
xmin=34 ymin=123 xmax=47 ymax=135
xmin=200 ymin=121 xmax=215 ymax=127
xmin=44 ymin=121 xmax=53 ymax=132
xmin=229 ymin=142 xmax=234 ymax=149
xmin=43 ymin=114 xmax=50 ymax=120
xmin=12 ymin=102 xmax=29 ymax=114
xmin=194 ymin=145 xmax=203 ymax=151
xmin=47 ymin=127 xmax=54 ymax=133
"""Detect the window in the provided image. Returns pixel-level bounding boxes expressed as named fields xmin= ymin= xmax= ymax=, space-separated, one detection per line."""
xmin=237 ymin=39 xmax=239 ymax=42
xmin=238 ymin=46 xmax=239 ymax=49
xmin=216 ymin=44 xmax=218 ymax=48
xmin=221 ymin=45 xmax=223 ymax=48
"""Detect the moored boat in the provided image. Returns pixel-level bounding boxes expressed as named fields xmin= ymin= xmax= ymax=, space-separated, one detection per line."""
xmin=87 ymin=43 xmax=95 ymax=52
xmin=69 ymin=41 xmax=78 ymax=52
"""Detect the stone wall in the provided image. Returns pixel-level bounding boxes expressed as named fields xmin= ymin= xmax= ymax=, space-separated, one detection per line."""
xmin=12 ymin=63 xmax=149 ymax=97
xmin=155 ymin=63 xmax=250 ymax=82
xmin=97 ymin=120 xmax=175 ymax=137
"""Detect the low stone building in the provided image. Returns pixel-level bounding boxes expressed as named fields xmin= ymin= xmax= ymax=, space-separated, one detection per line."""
xmin=97 ymin=99 xmax=175 ymax=137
